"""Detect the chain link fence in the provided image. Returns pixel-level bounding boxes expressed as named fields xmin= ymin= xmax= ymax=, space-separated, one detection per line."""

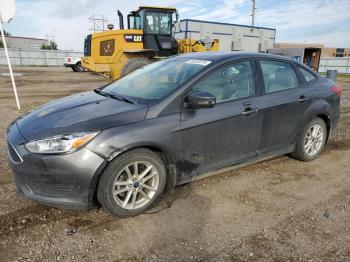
xmin=0 ymin=48 xmax=83 ymax=66
xmin=2 ymin=48 xmax=349 ymax=74
xmin=319 ymin=57 xmax=350 ymax=74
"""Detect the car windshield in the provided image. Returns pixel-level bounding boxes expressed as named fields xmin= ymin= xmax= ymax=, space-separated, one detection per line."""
xmin=101 ymin=57 xmax=212 ymax=104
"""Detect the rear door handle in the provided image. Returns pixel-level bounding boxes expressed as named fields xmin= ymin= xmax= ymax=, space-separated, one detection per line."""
xmin=241 ymin=108 xmax=258 ymax=116
xmin=298 ymin=95 xmax=308 ymax=103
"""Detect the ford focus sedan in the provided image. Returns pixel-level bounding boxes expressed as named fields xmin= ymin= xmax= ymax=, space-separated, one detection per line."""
xmin=7 ymin=52 xmax=341 ymax=217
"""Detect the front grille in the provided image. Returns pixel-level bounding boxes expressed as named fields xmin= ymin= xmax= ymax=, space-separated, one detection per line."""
xmin=7 ymin=140 xmax=23 ymax=163
xmin=24 ymin=174 xmax=75 ymax=197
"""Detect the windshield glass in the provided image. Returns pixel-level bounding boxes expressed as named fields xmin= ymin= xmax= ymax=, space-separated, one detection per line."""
xmin=102 ymin=58 xmax=212 ymax=104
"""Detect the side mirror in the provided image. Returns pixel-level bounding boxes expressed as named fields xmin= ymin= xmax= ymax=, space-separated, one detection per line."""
xmin=186 ymin=91 xmax=216 ymax=109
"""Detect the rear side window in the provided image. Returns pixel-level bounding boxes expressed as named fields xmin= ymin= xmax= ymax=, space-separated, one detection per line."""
xmin=84 ymin=34 xmax=91 ymax=56
xmin=260 ymin=60 xmax=298 ymax=93
xmin=298 ymin=67 xmax=317 ymax=82
xmin=100 ymin=39 xmax=115 ymax=56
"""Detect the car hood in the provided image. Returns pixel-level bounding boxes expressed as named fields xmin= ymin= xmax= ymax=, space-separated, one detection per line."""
xmin=17 ymin=91 xmax=149 ymax=141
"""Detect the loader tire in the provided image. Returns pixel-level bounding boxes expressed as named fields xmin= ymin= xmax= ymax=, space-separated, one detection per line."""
xmin=121 ymin=58 xmax=150 ymax=77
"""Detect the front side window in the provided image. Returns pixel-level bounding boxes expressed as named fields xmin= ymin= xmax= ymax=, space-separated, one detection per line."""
xmin=298 ymin=66 xmax=317 ymax=82
xmin=128 ymin=15 xmax=141 ymax=29
xmin=102 ymin=58 xmax=212 ymax=103
xmin=145 ymin=12 xmax=171 ymax=34
xmin=100 ymin=39 xmax=115 ymax=56
xmin=260 ymin=60 xmax=298 ymax=93
xmin=192 ymin=61 xmax=254 ymax=102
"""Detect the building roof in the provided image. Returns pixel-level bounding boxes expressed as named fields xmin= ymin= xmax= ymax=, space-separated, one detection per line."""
xmin=181 ymin=19 xmax=276 ymax=31
xmin=5 ymin=36 xmax=48 ymax=41
xmin=275 ymin=43 xmax=325 ymax=49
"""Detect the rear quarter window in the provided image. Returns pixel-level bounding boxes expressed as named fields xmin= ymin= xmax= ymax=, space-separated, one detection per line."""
xmin=298 ymin=66 xmax=317 ymax=83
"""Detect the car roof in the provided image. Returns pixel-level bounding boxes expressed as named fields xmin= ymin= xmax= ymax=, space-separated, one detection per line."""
xmin=177 ymin=51 xmax=299 ymax=64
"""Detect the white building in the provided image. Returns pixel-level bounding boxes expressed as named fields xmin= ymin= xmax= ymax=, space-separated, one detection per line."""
xmin=175 ymin=19 xmax=276 ymax=52
xmin=4 ymin=36 xmax=49 ymax=49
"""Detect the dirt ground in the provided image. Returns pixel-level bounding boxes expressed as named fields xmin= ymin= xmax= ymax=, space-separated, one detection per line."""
xmin=0 ymin=66 xmax=349 ymax=262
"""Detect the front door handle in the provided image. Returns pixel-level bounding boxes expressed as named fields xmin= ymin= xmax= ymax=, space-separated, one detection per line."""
xmin=298 ymin=95 xmax=308 ymax=103
xmin=241 ymin=107 xmax=258 ymax=116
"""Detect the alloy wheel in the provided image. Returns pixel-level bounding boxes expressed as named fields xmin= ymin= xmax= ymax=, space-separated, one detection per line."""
xmin=112 ymin=161 xmax=159 ymax=210
xmin=304 ymin=123 xmax=324 ymax=157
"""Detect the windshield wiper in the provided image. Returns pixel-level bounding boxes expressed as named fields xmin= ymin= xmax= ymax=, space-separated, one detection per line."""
xmin=109 ymin=94 xmax=136 ymax=104
xmin=94 ymin=89 xmax=136 ymax=104
xmin=94 ymin=88 xmax=108 ymax=96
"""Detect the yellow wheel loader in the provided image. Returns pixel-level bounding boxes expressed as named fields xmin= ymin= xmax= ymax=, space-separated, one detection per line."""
xmin=81 ymin=6 xmax=219 ymax=80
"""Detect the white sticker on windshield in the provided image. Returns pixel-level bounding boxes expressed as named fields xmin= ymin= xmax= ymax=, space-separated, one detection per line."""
xmin=185 ymin=59 xmax=212 ymax=66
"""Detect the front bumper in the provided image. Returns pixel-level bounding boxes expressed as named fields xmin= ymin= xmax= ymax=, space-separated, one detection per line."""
xmin=7 ymin=123 xmax=107 ymax=210
xmin=63 ymin=63 xmax=74 ymax=68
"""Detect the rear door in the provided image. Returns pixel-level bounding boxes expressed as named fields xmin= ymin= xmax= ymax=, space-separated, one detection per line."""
xmin=179 ymin=60 xmax=264 ymax=177
xmin=257 ymin=59 xmax=312 ymax=154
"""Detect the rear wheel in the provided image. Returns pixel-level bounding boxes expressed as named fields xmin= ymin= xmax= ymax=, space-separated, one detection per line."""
xmin=121 ymin=58 xmax=150 ymax=77
xmin=291 ymin=117 xmax=327 ymax=161
xmin=97 ymin=148 xmax=166 ymax=217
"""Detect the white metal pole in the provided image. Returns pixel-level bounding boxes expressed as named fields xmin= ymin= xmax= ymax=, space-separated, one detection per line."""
xmin=251 ymin=0 xmax=256 ymax=27
xmin=0 ymin=15 xmax=20 ymax=109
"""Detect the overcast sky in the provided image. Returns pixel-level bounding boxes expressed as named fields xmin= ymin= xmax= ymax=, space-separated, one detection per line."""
xmin=3 ymin=0 xmax=350 ymax=51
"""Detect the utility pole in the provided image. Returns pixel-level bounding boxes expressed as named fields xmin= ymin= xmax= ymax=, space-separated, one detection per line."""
xmin=51 ymin=32 xmax=56 ymax=43
xmin=251 ymin=0 xmax=256 ymax=27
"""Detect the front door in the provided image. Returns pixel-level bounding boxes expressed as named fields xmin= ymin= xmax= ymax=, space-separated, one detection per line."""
xmin=179 ymin=60 xmax=263 ymax=177
xmin=143 ymin=11 xmax=174 ymax=56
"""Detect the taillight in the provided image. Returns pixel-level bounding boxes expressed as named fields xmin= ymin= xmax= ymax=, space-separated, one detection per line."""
xmin=331 ymin=85 xmax=342 ymax=96
xmin=67 ymin=58 xmax=71 ymax=62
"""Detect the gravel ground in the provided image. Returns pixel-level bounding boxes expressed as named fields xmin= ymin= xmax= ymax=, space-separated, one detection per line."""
xmin=0 ymin=66 xmax=349 ymax=262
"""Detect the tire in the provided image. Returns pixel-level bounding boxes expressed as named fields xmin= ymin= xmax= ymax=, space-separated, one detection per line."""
xmin=291 ymin=117 xmax=327 ymax=161
xmin=121 ymin=58 xmax=150 ymax=77
xmin=97 ymin=148 xmax=166 ymax=217
xmin=75 ymin=62 xmax=84 ymax=72
xmin=71 ymin=66 xmax=77 ymax=72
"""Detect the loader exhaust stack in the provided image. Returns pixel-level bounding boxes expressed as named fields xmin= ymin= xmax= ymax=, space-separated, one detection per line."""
xmin=117 ymin=10 xmax=124 ymax=30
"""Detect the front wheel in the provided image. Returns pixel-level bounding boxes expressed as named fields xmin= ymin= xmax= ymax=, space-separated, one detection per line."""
xmin=74 ymin=62 xmax=84 ymax=72
xmin=291 ymin=117 xmax=327 ymax=161
xmin=97 ymin=148 xmax=166 ymax=217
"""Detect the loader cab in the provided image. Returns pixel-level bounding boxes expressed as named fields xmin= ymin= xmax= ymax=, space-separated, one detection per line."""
xmin=127 ymin=6 xmax=178 ymax=56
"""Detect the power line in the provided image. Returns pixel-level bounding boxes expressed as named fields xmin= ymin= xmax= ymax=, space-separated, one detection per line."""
xmin=89 ymin=14 xmax=108 ymax=33
xmin=44 ymin=33 xmax=56 ymax=42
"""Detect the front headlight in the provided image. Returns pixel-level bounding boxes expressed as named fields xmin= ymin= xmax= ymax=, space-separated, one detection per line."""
xmin=25 ymin=131 xmax=99 ymax=154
